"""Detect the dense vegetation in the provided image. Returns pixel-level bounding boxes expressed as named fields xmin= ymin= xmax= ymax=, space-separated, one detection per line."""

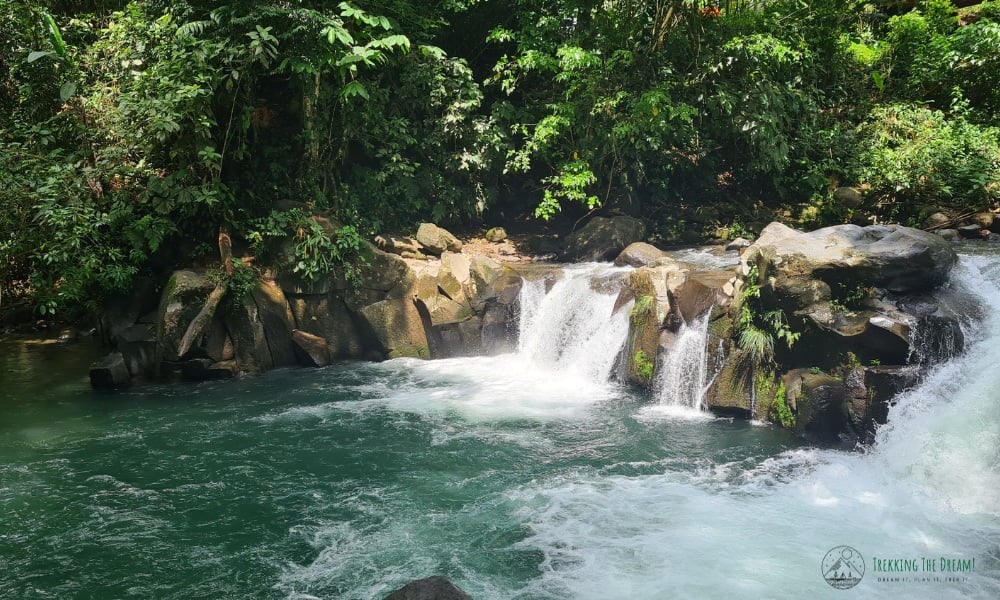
xmin=2 ymin=0 xmax=1000 ymax=319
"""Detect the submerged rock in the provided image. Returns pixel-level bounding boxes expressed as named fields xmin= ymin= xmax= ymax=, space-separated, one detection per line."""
xmin=89 ymin=352 xmax=131 ymax=390
xmin=384 ymin=576 xmax=472 ymax=600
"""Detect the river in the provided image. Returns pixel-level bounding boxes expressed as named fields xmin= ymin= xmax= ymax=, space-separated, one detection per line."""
xmin=1 ymin=251 xmax=998 ymax=599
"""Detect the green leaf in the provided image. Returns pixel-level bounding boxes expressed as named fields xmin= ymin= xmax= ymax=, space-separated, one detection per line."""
xmin=27 ymin=50 xmax=56 ymax=63
xmin=342 ymin=80 xmax=369 ymax=100
xmin=59 ymin=82 xmax=77 ymax=102
xmin=42 ymin=12 xmax=67 ymax=60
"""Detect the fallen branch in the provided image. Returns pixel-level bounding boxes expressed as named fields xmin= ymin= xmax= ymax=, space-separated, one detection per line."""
xmin=175 ymin=225 xmax=235 ymax=358
xmin=175 ymin=282 xmax=227 ymax=358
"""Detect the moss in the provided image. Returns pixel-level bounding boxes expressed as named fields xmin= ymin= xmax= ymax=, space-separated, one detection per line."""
xmin=633 ymin=350 xmax=655 ymax=382
xmin=772 ymin=381 xmax=795 ymax=429
xmin=389 ymin=345 xmax=430 ymax=359
xmin=630 ymin=294 xmax=655 ymax=325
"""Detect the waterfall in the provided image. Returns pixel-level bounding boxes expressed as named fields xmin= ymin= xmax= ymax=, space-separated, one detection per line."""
xmin=654 ymin=312 xmax=714 ymax=410
xmin=517 ymin=264 xmax=632 ymax=383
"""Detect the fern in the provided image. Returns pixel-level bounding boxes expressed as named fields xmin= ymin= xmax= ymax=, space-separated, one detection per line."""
xmin=176 ymin=20 xmax=213 ymax=38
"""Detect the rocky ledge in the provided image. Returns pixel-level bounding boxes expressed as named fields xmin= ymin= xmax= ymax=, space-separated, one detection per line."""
xmin=91 ymin=218 xmax=981 ymax=446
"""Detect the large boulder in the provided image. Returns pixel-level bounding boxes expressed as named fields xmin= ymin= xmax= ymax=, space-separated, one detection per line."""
xmin=357 ymin=298 xmax=431 ymax=359
xmin=285 ymin=295 xmax=363 ymax=359
xmin=155 ymin=270 xmax=216 ymax=363
xmin=415 ymin=223 xmax=463 ymax=255
xmin=384 ymin=576 xmax=472 ymax=600
xmin=563 ymin=216 xmax=647 ymax=262
xmin=613 ymin=242 xmax=666 ymax=267
xmin=742 ymin=222 xmax=957 ymax=302
xmin=249 ymin=281 xmax=298 ymax=368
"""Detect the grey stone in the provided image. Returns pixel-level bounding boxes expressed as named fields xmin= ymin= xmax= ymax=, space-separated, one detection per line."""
xmin=833 ymin=186 xmax=863 ymax=209
xmin=384 ymin=576 xmax=472 ymax=600
xmin=724 ymin=237 xmax=752 ymax=252
xmin=958 ymin=223 xmax=984 ymax=239
xmin=90 ymin=352 xmax=131 ymax=389
xmin=291 ymin=329 xmax=331 ymax=367
xmin=415 ymin=223 xmax=463 ymax=255
xmin=563 ymin=216 xmax=647 ymax=262
xmin=613 ymin=242 xmax=666 ymax=267
xmin=485 ymin=226 xmax=507 ymax=242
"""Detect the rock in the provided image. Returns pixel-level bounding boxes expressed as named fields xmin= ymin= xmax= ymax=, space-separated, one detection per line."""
xmin=357 ymin=298 xmax=431 ymax=359
xmin=222 ymin=295 xmax=272 ymax=374
xmin=286 ymin=295 xmax=363 ymax=359
xmin=90 ymin=352 xmax=131 ymax=390
xmin=563 ymin=216 xmax=647 ymax=262
xmin=249 ymin=282 xmax=297 ymax=368
xmin=56 ymin=327 xmax=79 ymax=344
xmin=416 ymin=223 xmax=463 ymax=255
xmin=724 ymin=237 xmax=752 ymax=252
xmin=783 ymin=370 xmax=851 ymax=445
xmin=98 ymin=275 xmax=160 ymax=347
xmin=936 ymin=228 xmax=960 ymax=242
xmin=485 ymin=227 xmax=507 ymax=242
xmin=923 ymin=212 xmax=950 ymax=229
xmin=468 ymin=255 xmax=502 ymax=307
xmin=181 ymin=358 xmax=238 ymax=381
xmin=437 ymin=252 xmax=473 ymax=305
xmin=376 ymin=235 xmax=423 ymax=256
xmin=613 ymin=242 xmax=666 ymax=267
xmin=117 ymin=323 xmax=157 ymax=378
xmin=427 ymin=318 xmax=484 ymax=358
xmin=958 ymin=223 xmax=984 ymax=239
xmin=155 ymin=270 xmax=216 ymax=363
xmin=291 ymin=329 xmax=331 ymax=367
xmin=742 ymin=222 xmax=957 ymax=300
xmin=384 ymin=576 xmax=472 ymax=600
xmin=833 ymin=186 xmax=863 ymax=209
xmin=973 ymin=212 xmax=994 ymax=230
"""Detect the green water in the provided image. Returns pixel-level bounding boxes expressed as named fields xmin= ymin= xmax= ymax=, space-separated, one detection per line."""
xmin=3 ymin=251 xmax=1000 ymax=599
xmin=1 ymin=341 xmax=800 ymax=599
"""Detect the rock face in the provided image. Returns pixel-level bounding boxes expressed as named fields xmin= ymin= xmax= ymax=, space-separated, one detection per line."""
xmin=416 ymin=223 xmax=463 ymax=255
xmin=98 ymin=231 xmax=524 ymax=386
xmin=743 ymin=222 xmax=957 ymax=297
xmin=715 ymin=222 xmax=970 ymax=443
xmin=563 ymin=216 xmax=646 ymax=262
xmin=383 ymin=576 xmax=472 ymax=600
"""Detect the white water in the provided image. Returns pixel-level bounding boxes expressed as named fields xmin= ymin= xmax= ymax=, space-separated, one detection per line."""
xmin=650 ymin=312 xmax=715 ymax=418
xmin=513 ymin=253 xmax=1000 ymax=599
xmin=517 ymin=264 xmax=633 ymax=383
xmin=267 ymin=253 xmax=1000 ymax=598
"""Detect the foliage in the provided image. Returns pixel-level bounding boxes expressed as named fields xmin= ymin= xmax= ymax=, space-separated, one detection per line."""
xmin=207 ymin=257 xmax=256 ymax=309
xmin=6 ymin=0 xmax=1000 ymax=320
xmin=735 ymin=264 xmax=800 ymax=367
xmin=854 ymin=103 xmax=1000 ymax=219
xmin=830 ymin=282 xmax=872 ymax=312
xmin=633 ymin=350 xmax=655 ymax=382
xmin=247 ymin=209 xmax=365 ymax=284
xmin=771 ymin=381 xmax=795 ymax=429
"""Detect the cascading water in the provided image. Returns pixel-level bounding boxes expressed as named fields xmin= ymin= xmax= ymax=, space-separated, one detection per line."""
xmin=653 ymin=312 xmax=714 ymax=411
xmin=517 ymin=264 xmax=633 ymax=383
xmin=3 ymin=253 xmax=999 ymax=599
